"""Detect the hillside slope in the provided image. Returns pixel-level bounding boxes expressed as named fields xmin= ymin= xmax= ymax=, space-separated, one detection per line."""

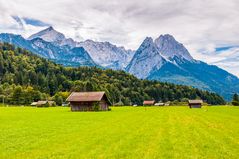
xmin=0 ymin=42 xmax=225 ymax=105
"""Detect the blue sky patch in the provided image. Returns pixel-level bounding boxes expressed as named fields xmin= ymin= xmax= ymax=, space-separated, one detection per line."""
xmin=12 ymin=16 xmax=50 ymax=27
xmin=12 ymin=16 xmax=24 ymax=27
xmin=215 ymin=46 xmax=235 ymax=52
xmin=23 ymin=17 xmax=50 ymax=27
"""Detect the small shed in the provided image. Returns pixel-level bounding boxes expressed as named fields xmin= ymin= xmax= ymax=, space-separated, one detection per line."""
xmin=188 ymin=100 xmax=203 ymax=108
xmin=154 ymin=102 xmax=165 ymax=106
xmin=66 ymin=92 xmax=111 ymax=111
xmin=36 ymin=101 xmax=55 ymax=107
xmin=143 ymin=100 xmax=155 ymax=106
xmin=30 ymin=102 xmax=38 ymax=106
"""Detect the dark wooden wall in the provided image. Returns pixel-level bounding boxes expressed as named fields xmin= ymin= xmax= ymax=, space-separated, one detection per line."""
xmin=70 ymin=100 xmax=109 ymax=111
xmin=189 ymin=104 xmax=202 ymax=108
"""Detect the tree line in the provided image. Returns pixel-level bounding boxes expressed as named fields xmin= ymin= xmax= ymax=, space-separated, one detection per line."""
xmin=232 ymin=93 xmax=239 ymax=106
xmin=0 ymin=42 xmax=226 ymax=106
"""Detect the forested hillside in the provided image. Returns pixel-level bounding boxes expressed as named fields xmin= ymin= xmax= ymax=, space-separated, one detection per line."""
xmin=0 ymin=43 xmax=225 ymax=105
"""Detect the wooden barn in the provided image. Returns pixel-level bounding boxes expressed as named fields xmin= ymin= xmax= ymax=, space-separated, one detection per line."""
xmin=188 ymin=100 xmax=203 ymax=108
xmin=31 ymin=101 xmax=55 ymax=107
xmin=66 ymin=92 xmax=111 ymax=111
xmin=154 ymin=102 xmax=165 ymax=106
xmin=37 ymin=101 xmax=55 ymax=107
xmin=143 ymin=100 xmax=155 ymax=106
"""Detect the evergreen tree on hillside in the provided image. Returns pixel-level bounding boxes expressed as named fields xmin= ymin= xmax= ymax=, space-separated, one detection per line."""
xmin=232 ymin=93 xmax=239 ymax=106
xmin=233 ymin=93 xmax=239 ymax=101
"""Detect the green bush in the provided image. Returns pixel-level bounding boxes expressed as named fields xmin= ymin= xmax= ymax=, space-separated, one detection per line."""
xmin=43 ymin=102 xmax=50 ymax=107
xmin=93 ymin=102 xmax=100 ymax=111
xmin=114 ymin=101 xmax=124 ymax=106
xmin=51 ymin=102 xmax=56 ymax=107
xmin=232 ymin=101 xmax=239 ymax=106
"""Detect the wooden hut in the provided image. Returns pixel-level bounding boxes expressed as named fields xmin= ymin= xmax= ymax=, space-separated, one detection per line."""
xmin=154 ymin=102 xmax=165 ymax=106
xmin=66 ymin=92 xmax=111 ymax=111
xmin=143 ymin=100 xmax=155 ymax=106
xmin=36 ymin=101 xmax=55 ymax=107
xmin=30 ymin=102 xmax=38 ymax=106
xmin=188 ymin=100 xmax=203 ymax=108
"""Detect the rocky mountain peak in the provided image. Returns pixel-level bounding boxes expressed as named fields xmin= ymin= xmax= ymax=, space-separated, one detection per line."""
xmin=28 ymin=27 xmax=76 ymax=47
xmin=126 ymin=37 xmax=166 ymax=79
xmin=155 ymin=34 xmax=193 ymax=61
xmin=142 ymin=37 xmax=154 ymax=45
xmin=28 ymin=26 xmax=63 ymax=41
xmin=46 ymin=26 xmax=54 ymax=31
xmin=158 ymin=34 xmax=176 ymax=42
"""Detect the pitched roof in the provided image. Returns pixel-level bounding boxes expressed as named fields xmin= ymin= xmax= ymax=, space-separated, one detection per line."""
xmin=48 ymin=101 xmax=55 ymax=105
xmin=31 ymin=102 xmax=38 ymax=106
xmin=66 ymin=92 xmax=106 ymax=102
xmin=143 ymin=100 xmax=155 ymax=105
xmin=188 ymin=100 xmax=203 ymax=104
xmin=37 ymin=101 xmax=47 ymax=105
xmin=36 ymin=101 xmax=55 ymax=105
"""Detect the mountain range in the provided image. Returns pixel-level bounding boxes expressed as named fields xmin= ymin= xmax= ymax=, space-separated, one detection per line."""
xmin=0 ymin=26 xmax=239 ymax=100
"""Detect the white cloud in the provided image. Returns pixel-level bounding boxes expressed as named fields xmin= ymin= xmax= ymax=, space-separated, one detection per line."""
xmin=0 ymin=0 xmax=239 ymax=76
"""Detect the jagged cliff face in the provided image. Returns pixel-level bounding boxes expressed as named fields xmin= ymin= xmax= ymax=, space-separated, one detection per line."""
xmin=77 ymin=40 xmax=134 ymax=70
xmin=126 ymin=37 xmax=166 ymax=79
xmin=155 ymin=34 xmax=193 ymax=61
xmin=126 ymin=35 xmax=194 ymax=79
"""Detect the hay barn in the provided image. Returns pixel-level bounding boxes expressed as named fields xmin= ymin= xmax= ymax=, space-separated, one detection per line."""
xmin=36 ymin=101 xmax=55 ymax=107
xmin=66 ymin=92 xmax=111 ymax=111
xmin=188 ymin=100 xmax=203 ymax=108
xmin=143 ymin=100 xmax=155 ymax=106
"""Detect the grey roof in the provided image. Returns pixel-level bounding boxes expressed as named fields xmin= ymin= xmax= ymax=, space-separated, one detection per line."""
xmin=188 ymin=100 xmax=203 ymax=104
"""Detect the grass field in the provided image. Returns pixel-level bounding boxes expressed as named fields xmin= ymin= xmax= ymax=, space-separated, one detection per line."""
xmin=0 ymin=106 xmax=239 ymax=159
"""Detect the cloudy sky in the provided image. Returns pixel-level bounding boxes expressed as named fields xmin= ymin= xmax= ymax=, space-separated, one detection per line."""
xmin=0 ymin=0 xmax=239 ymax=76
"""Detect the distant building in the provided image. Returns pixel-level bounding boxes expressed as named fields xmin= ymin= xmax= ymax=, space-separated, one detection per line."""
xmin=66 ymin=92 xmax=111 ymax=111
xmin=154 ymin=102 xmax=165 ymax=106
xmin=188 ymin=100 xmax=203 ymax=108
xmin=143 ymin=100 xmax=155 ymax=106
xmin=31 ymin=101 xmax=56 ymax=107
xmin=164 ymin=102 xmax=170 ymax=106
xmin=62 ymin=103 xmax=69 ymax=107
xmin=30 ymin=102 xmax=38 ymax=106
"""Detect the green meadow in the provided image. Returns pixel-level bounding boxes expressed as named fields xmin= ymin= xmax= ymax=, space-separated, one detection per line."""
xmin=0 ymin=106 xmax=239 ymax=159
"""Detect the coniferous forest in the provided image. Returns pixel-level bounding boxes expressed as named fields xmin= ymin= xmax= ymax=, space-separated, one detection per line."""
xmin=0 ymin=43 xmax=226 ymax=105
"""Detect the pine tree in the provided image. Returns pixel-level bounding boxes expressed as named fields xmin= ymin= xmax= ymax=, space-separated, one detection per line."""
xmin=233 ymin=93 xmax=239 ymax=102
xmin=232 ymin=93 xmax=239 ymax=106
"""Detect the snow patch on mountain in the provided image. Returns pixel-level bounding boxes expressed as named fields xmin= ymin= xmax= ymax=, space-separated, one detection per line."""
xmin=155 ymin=34 xmax=194 ymax=62
xmin=28 ymin=26 xmax=77 ymax=47
xmin=77 ymin=40 xmax=135 ymax=70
